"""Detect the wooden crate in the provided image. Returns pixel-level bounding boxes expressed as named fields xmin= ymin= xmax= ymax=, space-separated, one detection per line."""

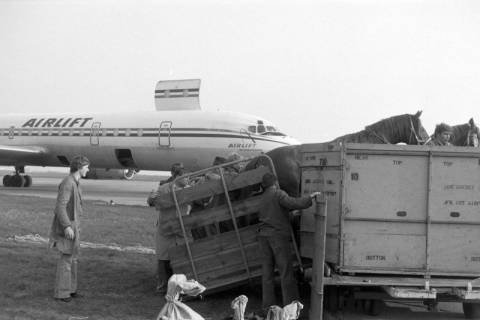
xmin=155 ymin=163 xmax=272 ymax=292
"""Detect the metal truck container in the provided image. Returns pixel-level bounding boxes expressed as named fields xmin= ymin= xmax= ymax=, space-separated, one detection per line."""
xmin=300 ymin=142 xmax=480 ymax=277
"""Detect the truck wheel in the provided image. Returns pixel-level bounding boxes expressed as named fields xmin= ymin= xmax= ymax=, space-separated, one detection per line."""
xmin=23 ymin=175 xmax=32 ymax=187
xmin=463 ymin=302 xmax=480 ymax=319
xmin=366 ymin=299 xmax=384 ymax=316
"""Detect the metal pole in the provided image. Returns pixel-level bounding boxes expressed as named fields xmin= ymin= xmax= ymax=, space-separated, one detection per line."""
xmin=310 ymin=195 xmax=328 ymax=320
xmin=170 ymin=182 xmax=199 ymax=280
xmin=425 ymin=151 xmax=433 ymax=279
xmin=218 ymin=168 xmax=251 ymax=279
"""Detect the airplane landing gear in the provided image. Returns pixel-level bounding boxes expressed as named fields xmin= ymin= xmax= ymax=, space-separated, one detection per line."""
xmin=2 ymin=166 xmax=32 ymax=187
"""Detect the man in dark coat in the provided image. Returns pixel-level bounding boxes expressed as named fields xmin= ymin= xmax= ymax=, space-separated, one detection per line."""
xmin=49 ymin=155 xmax=90 ymax=302
xmin=147 ymin=162 xmax=186 ymax=293
xmin=257 ymin=172 xmax=320 ymax=313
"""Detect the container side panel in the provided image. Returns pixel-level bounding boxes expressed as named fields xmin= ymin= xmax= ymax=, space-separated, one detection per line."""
xmin=345 ymin=154 xmax=428 ymax=220
xmin=300 ymin=167 xmax=341 ymax=261
xmin=430 ymin=224 xmax=480 ymax=274
xmin=429 ymin=156 xmax=480 ymax=274
xmin=342 ymin=221 xmax=426 ymax=271
xmin=429 ymin=156 xmax=480 ymax=223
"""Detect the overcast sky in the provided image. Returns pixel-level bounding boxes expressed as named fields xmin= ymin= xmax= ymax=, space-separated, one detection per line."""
xmin=1 ymin=0 xmax=479 ymax=143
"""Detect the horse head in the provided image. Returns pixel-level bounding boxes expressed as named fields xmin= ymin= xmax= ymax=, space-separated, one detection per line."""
xmin=448 ymin=118 xmax=479 ymax=147
xmin=407 ymin=110 xmax=430 ymax=145
xmin=466 ymin=118 xmax=479 ymax=147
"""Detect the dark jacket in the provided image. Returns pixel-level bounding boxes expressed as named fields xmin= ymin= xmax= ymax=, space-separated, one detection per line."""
xmin=258 ymin=185 xmax=312 ymax=237
xmin=49 ymin=174 xmax=83 ymax=254
xmin=426 ymin=135 xmax=452 ymax=146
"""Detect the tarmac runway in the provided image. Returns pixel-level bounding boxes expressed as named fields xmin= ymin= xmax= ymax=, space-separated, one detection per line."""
xmin=0 ymin=172 xmax=468 ymax=319
xmin=0 ymin=172 xmax=162 ymax=206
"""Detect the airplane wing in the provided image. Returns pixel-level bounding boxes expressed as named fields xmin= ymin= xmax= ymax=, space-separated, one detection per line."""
xmin=154 ymin=79 xmax=201 ymax=111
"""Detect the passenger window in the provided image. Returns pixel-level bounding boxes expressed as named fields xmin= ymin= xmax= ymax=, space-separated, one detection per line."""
xmin=248 ymin=126 xmax=256 ymax=133
xmin=257 ymin=125 xmax=266 ymax=133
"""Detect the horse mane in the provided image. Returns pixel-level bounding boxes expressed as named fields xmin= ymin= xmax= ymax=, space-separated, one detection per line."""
xmin=364 ymin=113 xmax=410 ymax=142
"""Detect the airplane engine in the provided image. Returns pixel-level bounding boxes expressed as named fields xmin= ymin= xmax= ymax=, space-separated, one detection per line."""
xmin=123 ymin=168 xmax=138 ymax=180
xmin=85 ymin=168 xmax=138 ymax=180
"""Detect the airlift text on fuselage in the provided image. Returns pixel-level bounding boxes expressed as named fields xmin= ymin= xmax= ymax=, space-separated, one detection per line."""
xmin=228 ymin=143 xmax=257 ymax=149
xmin=21 ymin=117 xmax=94 ymax=128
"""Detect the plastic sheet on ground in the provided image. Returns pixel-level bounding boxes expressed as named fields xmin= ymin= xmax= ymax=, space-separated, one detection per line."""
xmin=156 ymin=274 xmax=206 ymax=320
xmin=5 ymin=234 xmax=154 ymax=254
xmin=231 ymin=295 xmax=248 ymax=320
xmin=265 ymin=301 xmax=304 ymax=320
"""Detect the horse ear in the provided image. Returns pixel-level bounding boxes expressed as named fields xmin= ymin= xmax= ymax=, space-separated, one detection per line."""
xmin=414 ymin=110 xmax=423 ymax=118
xmin=469 ymin=118 xmax=475 ymax=126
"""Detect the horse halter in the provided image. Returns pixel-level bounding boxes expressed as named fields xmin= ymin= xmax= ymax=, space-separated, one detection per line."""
xmin=408 ymin=115 xmax=427 ymax=145
xmin=465 ymin=127 xmax=479 ymax=147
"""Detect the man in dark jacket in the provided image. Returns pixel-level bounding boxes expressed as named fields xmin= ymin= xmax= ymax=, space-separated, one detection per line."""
xmin=49 ymin=155 xmax=90 ymax=302
xmin=258 ymin=172 xmax=320 ymax=312
xmin=147 ymin=162 xmax=185 ymax=293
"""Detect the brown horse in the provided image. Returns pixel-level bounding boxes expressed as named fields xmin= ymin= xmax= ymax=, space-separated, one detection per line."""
xmin=331 ymin=111 xmax=429 ymax=145
xmin=449 ymin=118 xmax=479 ymax=147
xmin=246 ymin=111 xmax=430 ymax=197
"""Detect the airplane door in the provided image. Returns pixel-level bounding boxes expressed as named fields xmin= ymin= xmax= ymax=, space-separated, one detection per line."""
xmin=8 ymin=126 xmax=15 ymax=139
xmin=159 ymin=121 xmax=172 ymax=147
xmin=90 ymin=122 xmax=101 ymax=146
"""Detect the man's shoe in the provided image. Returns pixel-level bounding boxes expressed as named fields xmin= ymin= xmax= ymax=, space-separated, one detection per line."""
xmin=55 ymin=297 xmax=72 ymax=302
xmin=70 ymin=292 xmax=84 ymax=298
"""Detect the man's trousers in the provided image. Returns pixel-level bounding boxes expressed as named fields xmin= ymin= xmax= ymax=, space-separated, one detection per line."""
xmin=54 ymin=253 xmax=77 ymax=299
xmin=258 ymin=235 xmax=299 ymax=309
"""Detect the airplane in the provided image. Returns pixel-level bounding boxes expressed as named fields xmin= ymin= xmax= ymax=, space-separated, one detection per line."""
xmin=0 ymin=79 xmax=299 ymax=187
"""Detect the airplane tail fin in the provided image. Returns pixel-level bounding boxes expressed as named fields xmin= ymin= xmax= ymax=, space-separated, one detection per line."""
xmin=154 ymin=79 xmax=201 ymax=111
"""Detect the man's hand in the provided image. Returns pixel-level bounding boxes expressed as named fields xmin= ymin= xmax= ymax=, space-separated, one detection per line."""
xmin=64 ymin=226 xmax=75 ymax=240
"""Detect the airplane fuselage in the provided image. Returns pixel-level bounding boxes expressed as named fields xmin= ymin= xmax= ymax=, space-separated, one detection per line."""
xmin=0 ymin=110 xmax=297 ymax=172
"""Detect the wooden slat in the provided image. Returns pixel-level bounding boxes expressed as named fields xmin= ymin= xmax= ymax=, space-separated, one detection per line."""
xmin=160 ymin=196 xmax=263 ymax=235
xmin=155 ymin=166 xmax=270 ymax=208
xmin=173 ymin=259 xmax=263 ymax=283
xmin=170 ymin=241 xmax=262 ymax=273
xmin=169 ymin=226 xmax=259 ymax=261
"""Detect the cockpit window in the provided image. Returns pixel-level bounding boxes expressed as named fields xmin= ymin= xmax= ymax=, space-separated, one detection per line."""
xmin=261 ymin=131 xmax=286 ymax=137
xmin=247 ymin=121 xmax=286 ymax=137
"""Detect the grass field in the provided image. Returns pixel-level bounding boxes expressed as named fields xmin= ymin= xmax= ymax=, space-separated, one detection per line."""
xmin=0 ymin=194 xmax=262 ymax=320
